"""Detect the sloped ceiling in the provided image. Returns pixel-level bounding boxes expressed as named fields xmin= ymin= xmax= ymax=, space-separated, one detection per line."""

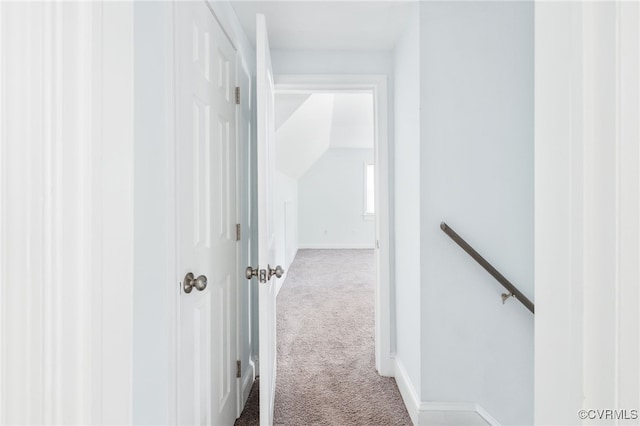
xmin=276 ymin=93 xmax=311 ymax=130
xmin=276 ymin=94 xmax=335 ymax=179
xmin=276 ymin=93 xmax=374 ymax=179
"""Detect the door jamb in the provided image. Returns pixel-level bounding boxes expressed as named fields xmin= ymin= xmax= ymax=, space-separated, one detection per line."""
xmin=274 ymin=74 xmax=393 ymax=376
xmin=165 ymin=3 xmax=178 ymax=424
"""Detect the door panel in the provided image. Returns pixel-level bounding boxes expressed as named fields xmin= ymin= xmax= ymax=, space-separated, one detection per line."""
xmin=213 ymin=275 xmax=231 ymax=407
xmin=256 ymin=13 xmax=280 ymax=426
xmin=193 ymin=299 xmax=212 ymax=423
xmin=194 ymin=99 xmax=212 ymax=248
xmin=176 ymin=2 xmax=237 ymax=425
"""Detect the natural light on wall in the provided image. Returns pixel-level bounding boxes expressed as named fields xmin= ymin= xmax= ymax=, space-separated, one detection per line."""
xmin=365 ymin=163 xmax=375 ymax=215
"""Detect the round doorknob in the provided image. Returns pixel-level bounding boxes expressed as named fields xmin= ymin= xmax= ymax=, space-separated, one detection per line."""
xmin=183 ymin=272 xmax=208 ymax=293
xmin=246 ymin=266 xmax=258 ymax=280
xmin=268 ymin=264 xmax=284 ymax=279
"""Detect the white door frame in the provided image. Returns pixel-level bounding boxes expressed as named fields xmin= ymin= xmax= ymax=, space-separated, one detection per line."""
xmin=1 ymin=2 xmax=135 ymax=423
xmin=535 ymin=1 xmax=640 ymax=423
xmin=274 ymin=74 xmax=393 ymax=376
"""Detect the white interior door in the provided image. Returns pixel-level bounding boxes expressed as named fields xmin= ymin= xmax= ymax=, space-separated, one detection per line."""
xmin=176 ymin=2 xmax=238 ymax=425
xmin=255 ymin=13 xmax=282 ymax=426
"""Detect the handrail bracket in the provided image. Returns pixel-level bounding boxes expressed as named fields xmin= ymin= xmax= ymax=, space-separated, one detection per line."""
xmin=501 ymin=292 xmax=514 ymax=304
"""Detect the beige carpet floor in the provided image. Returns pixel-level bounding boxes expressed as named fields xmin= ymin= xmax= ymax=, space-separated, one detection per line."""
xmin=235 ymin=249 xmax=412 ymax=426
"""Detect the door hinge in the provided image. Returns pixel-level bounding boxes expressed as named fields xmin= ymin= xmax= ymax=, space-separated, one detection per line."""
xmin=235 ymin=86 xmax=240 ymax=105
xmin=236 ymin=223 xmax=241 ymax=241
xmin=236 ymin=360 xmax=241 ymax=378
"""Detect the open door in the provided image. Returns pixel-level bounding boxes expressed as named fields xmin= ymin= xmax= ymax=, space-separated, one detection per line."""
xmin=245 ymin=13 xmax=283 ymax=426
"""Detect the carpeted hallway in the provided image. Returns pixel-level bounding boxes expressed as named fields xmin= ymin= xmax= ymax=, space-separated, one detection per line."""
xmin=235 ymin=249 xmax=411 ymax=426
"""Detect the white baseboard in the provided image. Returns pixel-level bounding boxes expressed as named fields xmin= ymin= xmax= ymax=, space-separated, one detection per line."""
xmin=253 ymin=356 xmax=260 ymax=377
xmin=473 ymin=405 xmax=500 ymax=425
xmin=393 ymin=357 xmax=500 ymax=426
xmin=298 ymin=243 xmax=375 ymax=249
xmin=418 ymin=402 xmax=498 ymax=426
xmin=394 ymin=356 xmax=421 ymax=425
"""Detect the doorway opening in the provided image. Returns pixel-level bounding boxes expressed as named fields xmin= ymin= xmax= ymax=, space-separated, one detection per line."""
xmin=274 ymin=90 xmax=376 ymax=273
xmin=235 ymin=75 xmax=395 ymax=424
xmin=272 ymin=75 xmax=391 ymax=377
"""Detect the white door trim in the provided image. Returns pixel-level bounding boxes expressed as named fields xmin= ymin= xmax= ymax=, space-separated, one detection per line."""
xmin=535 ymin=1 xmax=640 ymax=423
xmin=274 ymin=74 xmax=393 ymax=376
xmin=1 ymin=2 xmax=135 ymax=423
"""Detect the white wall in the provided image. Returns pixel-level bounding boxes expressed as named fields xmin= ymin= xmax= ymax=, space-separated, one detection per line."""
xmin=272 ymin=49 xmax=393 ymax=77
xmin=392 ymin=8 xmax=422 ymax=416
xmin=418 ymin=2 xmax=534 ymax=425
xmin=535 ymin=2 xmax=640 ymax=424
xmin=132 ymin=4 xmax=174 ymax=423
xmin=298 ymin=148 xmax=375 ymax=249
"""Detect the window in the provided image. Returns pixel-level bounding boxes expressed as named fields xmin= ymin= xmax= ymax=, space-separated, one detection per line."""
xmin=364 ymin=163 xmax=375 ymax=217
